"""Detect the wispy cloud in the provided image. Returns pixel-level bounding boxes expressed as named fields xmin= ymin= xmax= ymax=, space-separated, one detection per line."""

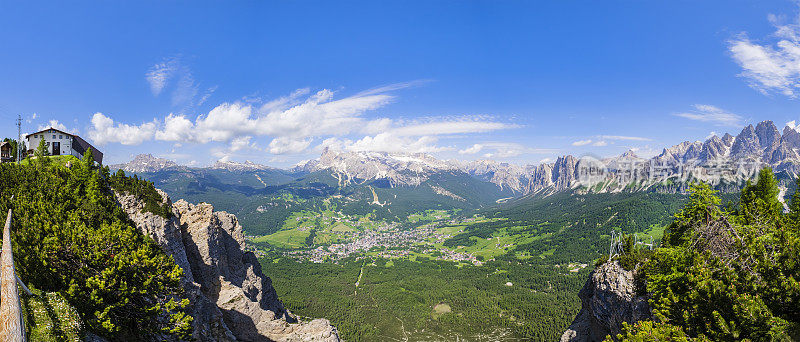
xmin=728 ymin=8 xmax=800 ymax=97
xmin=597 ymin=135 xmax=651 ymax=141
xmin=353 ymin=79 xmax=431 ymax=97
xmin=145 ymin=56 xmax=210 ymax=110
xmin=570 ymin=135 xmax=651 ymax=147
xmin=390 ymin=119 xmax=518 ymax=137
xmin=674 ymin=104 xmax=743 ymax=127
xmin=146 ymin=57 xmax=180 ymax=96
xmin=571 ymin=139 xmax=593 ymax=146
xmin=457 ymin=142 xmax=554 ymax=158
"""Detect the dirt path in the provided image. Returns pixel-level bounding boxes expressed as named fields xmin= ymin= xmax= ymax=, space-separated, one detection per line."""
xmin=354 ymin=261 xmax=366 ymax=295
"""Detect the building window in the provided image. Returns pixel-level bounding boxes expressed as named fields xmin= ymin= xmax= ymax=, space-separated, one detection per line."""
xmin=59 ymin=135 xmax=63 ymax=139
xmin=52 ymin=135 xmax=56 ymax=139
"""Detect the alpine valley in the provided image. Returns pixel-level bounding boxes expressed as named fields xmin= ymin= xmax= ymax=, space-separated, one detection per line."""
xmin=106 ymin=120 xmax=800 ymax=341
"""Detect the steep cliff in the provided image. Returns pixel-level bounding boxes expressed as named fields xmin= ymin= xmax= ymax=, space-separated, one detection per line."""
xmin=116 ymin=190 xmax=339 ymax=342
xmin=560 ymin=261 xmax=650 ymax=342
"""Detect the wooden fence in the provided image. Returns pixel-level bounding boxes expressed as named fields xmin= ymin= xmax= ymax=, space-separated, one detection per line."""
xmin=0 ymin=206 xmax=25 ymax=341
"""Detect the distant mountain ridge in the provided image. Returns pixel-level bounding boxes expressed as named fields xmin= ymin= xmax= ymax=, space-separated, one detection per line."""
xmin=109 ymin=154 xmax=185 ymax=173
xmin=521 ymin=120 xmax=800 ymax=195
xmin=112 ymin=120 xmax=800 ymax=196
xmin=210 ymin=159 xmax=277 ymax=172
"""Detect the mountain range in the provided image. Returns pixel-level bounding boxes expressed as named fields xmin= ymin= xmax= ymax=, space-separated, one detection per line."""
xmin=112 ymin=120 xmax=800 ymax=197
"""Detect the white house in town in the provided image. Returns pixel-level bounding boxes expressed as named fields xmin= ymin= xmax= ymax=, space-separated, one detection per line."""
xmin=25 ymin=128 xmax=103 ymax=164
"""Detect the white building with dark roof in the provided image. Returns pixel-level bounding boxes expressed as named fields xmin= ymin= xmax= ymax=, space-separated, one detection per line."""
xmin=24 ymin=128 xmax=103 ymax=164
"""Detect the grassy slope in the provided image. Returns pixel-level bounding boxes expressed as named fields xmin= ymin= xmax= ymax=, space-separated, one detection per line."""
xmin=21 ymin=289 xmax=84 ymax=341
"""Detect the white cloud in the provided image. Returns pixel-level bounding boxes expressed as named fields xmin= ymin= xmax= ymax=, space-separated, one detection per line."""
xmin=728 ymin=8 xmax=800 ymax=97
xmin=674 ymin=104 xmax=743 ymax=127
xmin=89 ymin=112 xmax=156 ymax=145
xmin=195 ymin=102 xmax=255 ymax=142
xmin=230 ymin=136 xmax=256 ymax=152
xmin=361 ymin=118 xmax=393 ymax=135
xmin=592 ymin=140 xmax=608 ymax=147
xmin=319 ymin=133 xmax=450 ymax=154
xmin=155 ymin=114 xmax=194 ymax=141
xmin=459 ymin=144 xmax=484 ymax=154
xmin=346 ymin=133 xmax=449 ymax=154
xmin=268 ymin=137 xmax=312 ymax=154
xmin=38 ymin=120 xmax=70 ymax=133
xmin=256 ymin=89 xmax=393 ymax=139
xmin=572 ymin=139 xmax=593 ymax=146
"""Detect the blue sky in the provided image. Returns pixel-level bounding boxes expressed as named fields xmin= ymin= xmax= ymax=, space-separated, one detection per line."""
xmin=2 ymin=1 xmax=800 ymax=166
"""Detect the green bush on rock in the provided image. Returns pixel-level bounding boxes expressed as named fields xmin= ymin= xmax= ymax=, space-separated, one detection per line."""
xmin=616 ymin=169 xmax=800 ymax=341
xmin=0 ymin=149 xmax=191 ymax=340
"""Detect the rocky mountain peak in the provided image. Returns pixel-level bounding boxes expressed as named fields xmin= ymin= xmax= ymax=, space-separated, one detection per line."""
xmin=618 ymin=150 xmax=639 ymax=159
xmin=110 ymin=154 xmax=181 ymax=173
xmin=782 ymin=126 xmax=800 ymax=150
xmin=722 ymin=132 xmax=735 ymax=146
xmin=311 ymin=148 xmax=455 ymax=187
xmin=700 ymin=134 xmax=730 ymax=161
xmin=730 ymin=124 xmax=760 ymax=159
xmin=755 ymin=120 xmax=781 ymax=156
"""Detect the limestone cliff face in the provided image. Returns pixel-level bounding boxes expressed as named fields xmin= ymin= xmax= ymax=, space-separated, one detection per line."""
xmin=116 ymin=190 xmax=339 ymax=342
xmin=560 ymin=261 xmax=650 ymax=342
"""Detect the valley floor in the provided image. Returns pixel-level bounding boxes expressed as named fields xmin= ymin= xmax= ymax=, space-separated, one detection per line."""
xmin=252 ymin=208 xmax=594 ymax=341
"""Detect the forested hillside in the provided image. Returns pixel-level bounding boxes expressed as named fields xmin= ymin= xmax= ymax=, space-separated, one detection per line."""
xmin=263 ymin=253 xmax=589 ymax=341
xmin=0 ymin=152 xmax=191 ymax=341
xmin=445 ymin=192 xmax=701 ymax=264
xmin=131 ymin=167 xmax=515 ymax=236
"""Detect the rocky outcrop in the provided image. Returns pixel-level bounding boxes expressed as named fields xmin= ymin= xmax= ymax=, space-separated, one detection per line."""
xmin=560 ymin=261 xmax=650 ymax=342
xmin=116 ymin=190 xmax=339 ymax=342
